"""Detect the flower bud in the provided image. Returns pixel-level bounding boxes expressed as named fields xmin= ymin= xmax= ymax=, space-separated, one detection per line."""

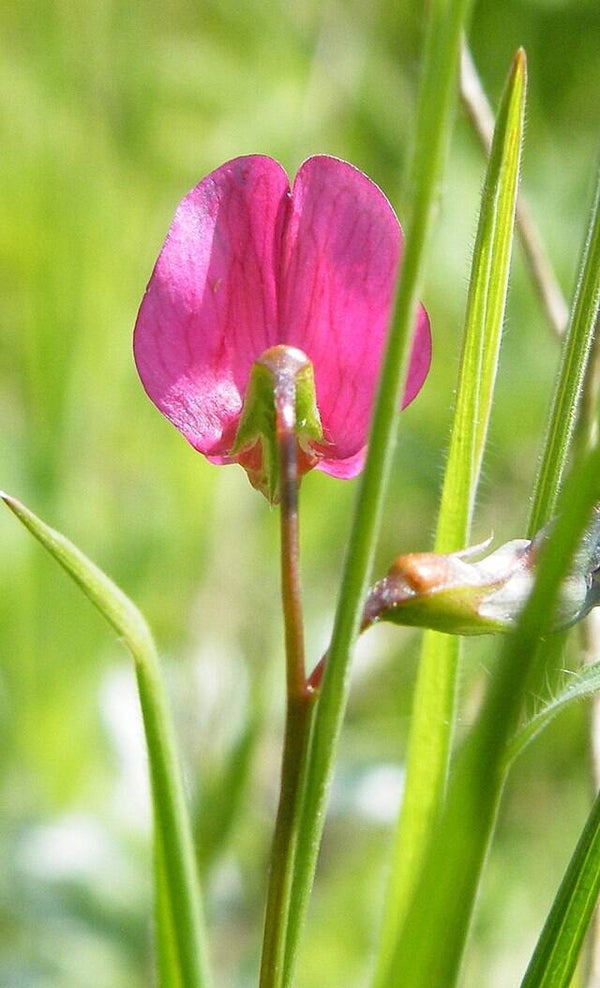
xmin=363 ymin=506 xmax=600 ymax=636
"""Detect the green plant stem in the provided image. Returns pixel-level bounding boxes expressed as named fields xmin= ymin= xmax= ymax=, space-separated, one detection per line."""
xmin=375 ymin=49 xmax=526 ymax=984
xmin=279 ymin=418 xmax=307 ymax=698
xmin=134 ymin=657 xmax=210 ymax=986
xmin=521 ymin=788 xmax=600 ymax=988
xmin=155 ymin=818 xmax=183 ymax=988
xmin=385 ymin=439 xmax=600 ymax=986
xmin=575 ymin=300 xmax=600 ymax=986
xmin=282 ymin=2 xmax=474 ymax=983
xmin=259 ymin=384 xmax=317 ymax=988
xmin=259 ymin=693 xmax=315 ymax=988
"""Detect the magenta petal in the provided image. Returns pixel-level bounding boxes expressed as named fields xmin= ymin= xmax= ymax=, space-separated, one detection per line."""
xmin=401 ymin=304 xmax=432 ymax=409
xmin=279 ymin=156 xmax=431 ymax=466
xmin=134 ymin=153 xmax=432 ymax=485
xmin=317 ymin=445 xmax=368 ymax=479
xmin=133 ymin=156 xmax=289 ymax=455
xmin=316 ymin=304 xmax=431 ymax=479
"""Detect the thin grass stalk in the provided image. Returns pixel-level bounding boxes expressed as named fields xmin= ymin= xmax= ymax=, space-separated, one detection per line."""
xmin=281 ymin=1 xmax=475 ymax=983
xmin=0 ymin=493 xmax=211 ymax=988
xmin=385 ymin=438 xmax=600 ymax=986
xmin=460 ymin=42 xmax=569 ymax=337
xmin=528 ymin=161 xmax=600 ymax=535
xmin=374 ymin=50 xmax=527 ymax=984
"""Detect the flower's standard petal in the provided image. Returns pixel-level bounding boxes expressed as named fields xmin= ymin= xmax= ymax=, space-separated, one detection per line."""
xmin=134 ymin=154 xmax=432 ymax=491
xmin=315 ymin=305 xmax=431 ymax=479
xmin=401 ymin=304 xmax=432 ymax=408
xmin=134 ymin=156 xmax=289 ymax=456
xmin=279 ymin=156 xmax=431 ymax=470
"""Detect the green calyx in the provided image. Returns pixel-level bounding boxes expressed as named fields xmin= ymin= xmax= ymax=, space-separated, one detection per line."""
xmin=232 ymin=345 xmax=323 ymax=502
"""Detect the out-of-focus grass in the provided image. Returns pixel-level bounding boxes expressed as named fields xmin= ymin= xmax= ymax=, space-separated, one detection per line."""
xmin=1 ymin=1 xmax=599 ymax=984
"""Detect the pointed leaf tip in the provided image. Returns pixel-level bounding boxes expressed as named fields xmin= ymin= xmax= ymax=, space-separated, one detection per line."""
xmin=511 ymin=48 xmax=527 ymax=90
xmin=514 ymin=47 xmax=527 ymax=69
xmin=1 ymin=492 xmax=155 ymax=664
xmin=1 ymin=492 xmax=26 ymax=519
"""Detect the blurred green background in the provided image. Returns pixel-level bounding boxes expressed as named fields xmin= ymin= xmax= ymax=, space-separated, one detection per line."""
xmin=1 ymin=1 xmax=599 ymax=985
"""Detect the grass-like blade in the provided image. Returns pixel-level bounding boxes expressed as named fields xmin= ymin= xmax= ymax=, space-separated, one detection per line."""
xmin=155 ymin=824 xmax=184 ymax=988
xmin=374 ymin=49 xmax=527 ymax=985
xmin=520 ymin=788 xmax=600 ymax=987
xmin=460 ymin=41 xmax=569 ymax=337
xmin=0 ymin=492 xmax=211 ymax=988
xmin=281 ymin=1 xmax=475 ymax=984
xmin=382 ymin=437 xmax=600 ymax=986
xmin=505 ymin=661 xmax=600 ymax=769
xmin=529 ymin=161 xmax=600 ymax=535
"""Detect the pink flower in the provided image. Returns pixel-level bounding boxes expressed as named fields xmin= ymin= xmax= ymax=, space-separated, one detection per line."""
xmin=134 ymin=155 xmax=431 ymax=482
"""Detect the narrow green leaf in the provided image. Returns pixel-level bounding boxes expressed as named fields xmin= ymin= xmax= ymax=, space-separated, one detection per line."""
xmin=383 ymin=438 xmax=600 ymax=987
xmin=374 ymin=49 xmax=527 ymax=986
xmin=460 ymin=41 xmax=569 ymax=338
xmin=0 ymin=492 xmax=211 ymax=988
xmin=505 ymin=662 xmax=600 ymax=769
xmin=521 ymin=789 xmax=600 ymax=988
xmin=529 ymin=161 xmax=600 ymax=535
xmin=281 ymin=2 xmax=475 ymax=983
xmin=441 ymin=47 xmax=528 ymax=544
xmin=154 ymin=825 xmax=184 ymax=988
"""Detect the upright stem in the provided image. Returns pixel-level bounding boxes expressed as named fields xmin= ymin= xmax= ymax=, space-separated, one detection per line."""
xmin=260 ymin=693 xmax=315 ymax=988
xmin=282 ymin=3 xmax=475 ymax=981
xmin=277 ymin=390 xmax=308 ymax=698
xmin=259 ymin=380 xmax=317 ymax=988
xmin=528 ymin=163 xmax=600 ymax=535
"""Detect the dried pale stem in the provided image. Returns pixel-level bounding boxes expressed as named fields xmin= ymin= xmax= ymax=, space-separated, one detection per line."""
xmin=259 ymin=385 xmax=316 ymax=988
xmin=460 ymin=41 xmax=569 ymax=337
